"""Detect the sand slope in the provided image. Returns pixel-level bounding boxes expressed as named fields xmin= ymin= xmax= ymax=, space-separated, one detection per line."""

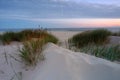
xmin=23 ymin=43 xmax=120 ymax=80
xmin=0 ymin=43 xmax=120 ymax=80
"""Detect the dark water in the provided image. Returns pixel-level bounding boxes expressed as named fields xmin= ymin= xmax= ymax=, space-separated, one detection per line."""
xmin=48 ymin=27 xmax=120 ymax=32
xmin=0 ymin=27 xmax=120 ymax=32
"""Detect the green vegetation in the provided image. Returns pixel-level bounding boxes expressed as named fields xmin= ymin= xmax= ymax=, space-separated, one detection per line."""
xmin=19 ymin=34 xmax=58 ymax=66
xmin=0 ymin=29 xmax=58 ymax=66
xmin=112 ymin=31 xmax=120 ymax=36
xmin=80 ymin=45 xmax=120 ymax=61
xmin=19 ymin=40 xmax=45 ymax=66
xmin=1 ymin=32 xmax=15 ymax=44
xmin=69 ymin=29 xmax=111 ymax=48
xmin=43 ymin=33 xmax=58 ymax=44
xmin=69 ymin=29 xmax=120 ymax=61
xmin=0 ymin=29 xmax=58 ymax=44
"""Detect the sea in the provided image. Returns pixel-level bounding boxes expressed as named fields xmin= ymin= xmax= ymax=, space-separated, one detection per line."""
xmin=0 ymin=27 xmax=120 ymax=33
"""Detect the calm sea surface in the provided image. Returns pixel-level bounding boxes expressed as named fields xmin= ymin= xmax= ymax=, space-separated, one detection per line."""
xmin=0 ymin=27 xmax=120 ymax=33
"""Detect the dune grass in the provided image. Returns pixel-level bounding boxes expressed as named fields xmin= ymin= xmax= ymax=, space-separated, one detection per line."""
xmin=0 ymin=29 xmax=58 ymax=44
xmin=69 ymin=29 xmax=111 ymax=48
xmin=17 ymin=29 xmax=58 ymax=66
xmin=19 ymin=39 xmax=45 ymax=66
xmin=80 ymin=45 xmax=120 ymax=61
xmin=112 ymin=31 xmax=120 ymax=36
xmin=0 ymin=34 xmax=1 ymax=38
xmin=1 ymin=32 xmax=15 ymax=44
xmin=0 ymin=29 xmax=58 ymax=66
xmin=19 ymin=35 xmax=58 ymax=66
xmin=68 ymin=29 xmax=120 ymax=61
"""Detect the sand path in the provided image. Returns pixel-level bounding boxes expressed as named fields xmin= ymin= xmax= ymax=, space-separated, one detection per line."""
xmin=50 ymin=31 xmax=120 ymax=47
xmin=49 ymin=31 xmax=81 ymax=48
xmin=23 ymin=43 xmax=120 ymax=80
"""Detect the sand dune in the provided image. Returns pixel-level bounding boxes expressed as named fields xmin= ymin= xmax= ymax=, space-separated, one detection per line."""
xmin=0 ymin=31 xmax=120 ymax=80
xmin=0 ymin=43 xmax=120 ymax=80
xmin=23 ymin=43 xmax=120 ymax=80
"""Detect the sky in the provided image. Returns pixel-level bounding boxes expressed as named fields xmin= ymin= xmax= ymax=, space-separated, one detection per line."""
xmin=0 ymin=0 xmax=120 ymax=29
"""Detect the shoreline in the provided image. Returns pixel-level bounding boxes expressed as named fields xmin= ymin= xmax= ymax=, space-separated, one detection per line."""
xmin=0 ymin=30 xmax=120 ymax=80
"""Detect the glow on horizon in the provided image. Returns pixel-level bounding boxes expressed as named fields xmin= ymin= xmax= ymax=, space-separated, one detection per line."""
xmin=65 ymin=19 xmax=120 ymax=27
xmin=0 ymin=18 xmax=120 ymax=28
xmin=29 ymin=18 xmax=120 ymax=28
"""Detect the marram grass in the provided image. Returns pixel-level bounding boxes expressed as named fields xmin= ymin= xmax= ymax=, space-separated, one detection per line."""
xmin=69 ymin=29 xmax=111 ymax=48
xmin=80 ymin=45 xmax=120 ymax=61
xmin=68 ymin=29 xmax=120 ymax=61
xmin=19 ymin=39 xmax=45 ymax=66
xmin=1 ymin=29 xmax=59 ymax=66
xmin=112 ymin=30 xmax=120 ymax=36
xmin=0 ymin=29 xmax=58 ymax=45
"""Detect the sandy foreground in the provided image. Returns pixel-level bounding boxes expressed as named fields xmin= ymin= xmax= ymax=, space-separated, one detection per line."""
xmin=0 ymin=31 xmax=120 ymax=80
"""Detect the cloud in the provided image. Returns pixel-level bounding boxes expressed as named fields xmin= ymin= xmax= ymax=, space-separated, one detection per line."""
xmin=0 ymin=0 xmax=120 ymax=19
xmin=53 ymin=0 xmax=65 ymax=1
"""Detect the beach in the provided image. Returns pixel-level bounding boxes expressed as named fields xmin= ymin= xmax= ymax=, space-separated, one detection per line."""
xmin=0 ymin=30 xmax=120 ymax=80
xmin=1 ymin=0 xmax=120 ymax=79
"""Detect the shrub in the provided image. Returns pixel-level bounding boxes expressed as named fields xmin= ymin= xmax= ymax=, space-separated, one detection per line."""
xmin=69 ymin=29 xmax=111 ymax=47
xmin=19 ymin=40 xmax=45 ymax=66
xmin=80 ymin=45 xmax=120 ymax=61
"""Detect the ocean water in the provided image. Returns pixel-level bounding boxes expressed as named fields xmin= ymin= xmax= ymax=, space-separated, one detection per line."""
xmin=0 ymin=27 xmax=120 ymax=33
xmin=48 ymin=27 xmax=120 ymax=32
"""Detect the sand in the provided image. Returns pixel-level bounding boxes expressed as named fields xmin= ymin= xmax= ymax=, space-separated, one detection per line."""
xmin=0 ymin=43 xmax=120 ymax=80
xmin=49 ymin=31 xmax=81 ymax=42
xmin=49 ymin=31 xmax=81 ymax=48
xmin=0 ymin=31 xmax=120 ymax=80
xmin=23 ymin=43 xmax=120 ymax=80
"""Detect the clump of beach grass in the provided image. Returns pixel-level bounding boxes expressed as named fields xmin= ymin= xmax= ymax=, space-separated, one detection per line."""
xmin=43 ymin=33 xmax=58 ymax=44
xmin=68 ymin=29 xmax=120 ymax=62
xmin=0 ymin=29 xmax=58 ymax=66
xmin=1 ymin=32 xmax=16 ymax=44
xmin=19 ymin=39 xmax=45 ymax=66
xmin=80 ymin=45 xmax=120 ymax=61
xmin=112 ymin=30 xmax=120 ymax=36
xmin=17 ymin=29 xmax=58 ymax=66
xmin=69 ymin=29 xmax=111 ymax=48
xmin=0 ymin=29 xmax=58 ymax=45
